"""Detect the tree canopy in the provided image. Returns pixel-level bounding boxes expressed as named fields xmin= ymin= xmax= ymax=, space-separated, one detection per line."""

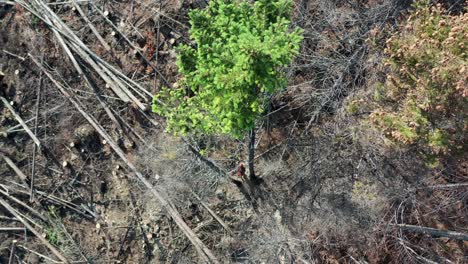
xmin=152 ymin=0 xmax=303 ymax=137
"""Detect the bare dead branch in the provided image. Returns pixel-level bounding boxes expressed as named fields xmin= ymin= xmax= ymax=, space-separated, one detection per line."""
xmin=17 ymin=244 xmax=63 ymax=264
xmin=0 ymin=198 xmax=69 ymax=263
xmin=0 ymin=187 xmax=47 ymax=222
xmin=192 ymin=191 xmax=233 ymax=236
xmin=0 ymin=96 xmax=41 ymax=148
xmin=30 ymin=61 xmax=43 ymax=202
xmin=0 ymin=228 xmax=25 ymax=232
xmin=71 ymin=0 xmax=111 ymax=51
xmin=1 ymin=154 xmax=28 ymax=183
xmin=2 ymin=49 xmax=26 ymax=61
xmin=421 ymin=183 xmax=468 ymax=189
xmin=8 ymin=239 xmax=17 ymax=264
xmin=4 ymin=182 xmax=95 ymax=219
xmin=49 ymin=24 xmax=124 ymax=133
xmin=394 ymin=224 xmax=468 ymax=241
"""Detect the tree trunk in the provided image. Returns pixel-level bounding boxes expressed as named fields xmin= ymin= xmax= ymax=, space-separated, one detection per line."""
xmin=248 ymin=129 xmax=262 ymax=185
xmin=248 ymin=129 xmax=255 ymax=177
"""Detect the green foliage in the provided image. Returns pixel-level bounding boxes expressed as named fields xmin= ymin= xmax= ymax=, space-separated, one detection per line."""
xmin=45 ymin=206 xmax=64 ymax=247
xmin=152 ymin=0 xmax=302 ymax=137
xmin=346 ymin=99 xmax=363 ymax=115
xmin=369 ymin=0 xmax=467 ymax=158
xmin=46 ymin=227 xmax=61 ymax=246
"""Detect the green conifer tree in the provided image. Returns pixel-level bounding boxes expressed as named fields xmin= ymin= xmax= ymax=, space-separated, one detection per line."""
xmin=153 ymin=0 xmax=302 ymax=179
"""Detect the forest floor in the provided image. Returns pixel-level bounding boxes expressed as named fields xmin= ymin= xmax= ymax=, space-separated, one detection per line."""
xmin=0 ymin=0 xmax=467 ymax=263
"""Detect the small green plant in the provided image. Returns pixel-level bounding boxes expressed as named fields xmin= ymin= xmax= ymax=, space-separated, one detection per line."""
xmin=45 ymin=206 xmax=64 ymax=247
xmin=199 ymin=148 xmax=207 ymax=156
xmin=369 ymin=0 xmax=467 ymax=161
xmin=31 ymin=15 xmax=41 ymax=27
xmin=152 ymin=0 xmax=303 ymax=138
xmin=346 ymin=99 xmax=364 ymax=115
xmin=46 ymin=227 xmax=61 ymax=246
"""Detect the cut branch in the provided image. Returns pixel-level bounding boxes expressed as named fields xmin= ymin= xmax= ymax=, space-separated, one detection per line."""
xmin=1 ymin=154 xmax=28 ymax=183
xmin=394 ymin=224 xmax=468 ymax=241
xmin=192 ymin=191 xmax=233 ymax=236
xmin=0 ymin=96 xmax=41 ymax=148
xmin=8 ymin=240 xmax=17 ymax=264
xmin=71 ymin=0 xmax=111 ymax=50
xmin=30 ymin=62 xmax=43 ymax=202
xmin=0 ymin=228 xmax=25 ymax=232
xmin=0 ymin=187 xmax=47 ymax=222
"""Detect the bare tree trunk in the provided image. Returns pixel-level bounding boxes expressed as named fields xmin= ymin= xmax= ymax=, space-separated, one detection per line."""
xmin=248 ymin=129 xmax=262 ymax=185
xmin=248 ymin=129 xmax=255 ymax=178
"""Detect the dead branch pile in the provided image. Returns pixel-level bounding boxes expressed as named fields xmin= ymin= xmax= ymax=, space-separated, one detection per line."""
xmin=16 ymin=0 xmax=153 ymax=112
